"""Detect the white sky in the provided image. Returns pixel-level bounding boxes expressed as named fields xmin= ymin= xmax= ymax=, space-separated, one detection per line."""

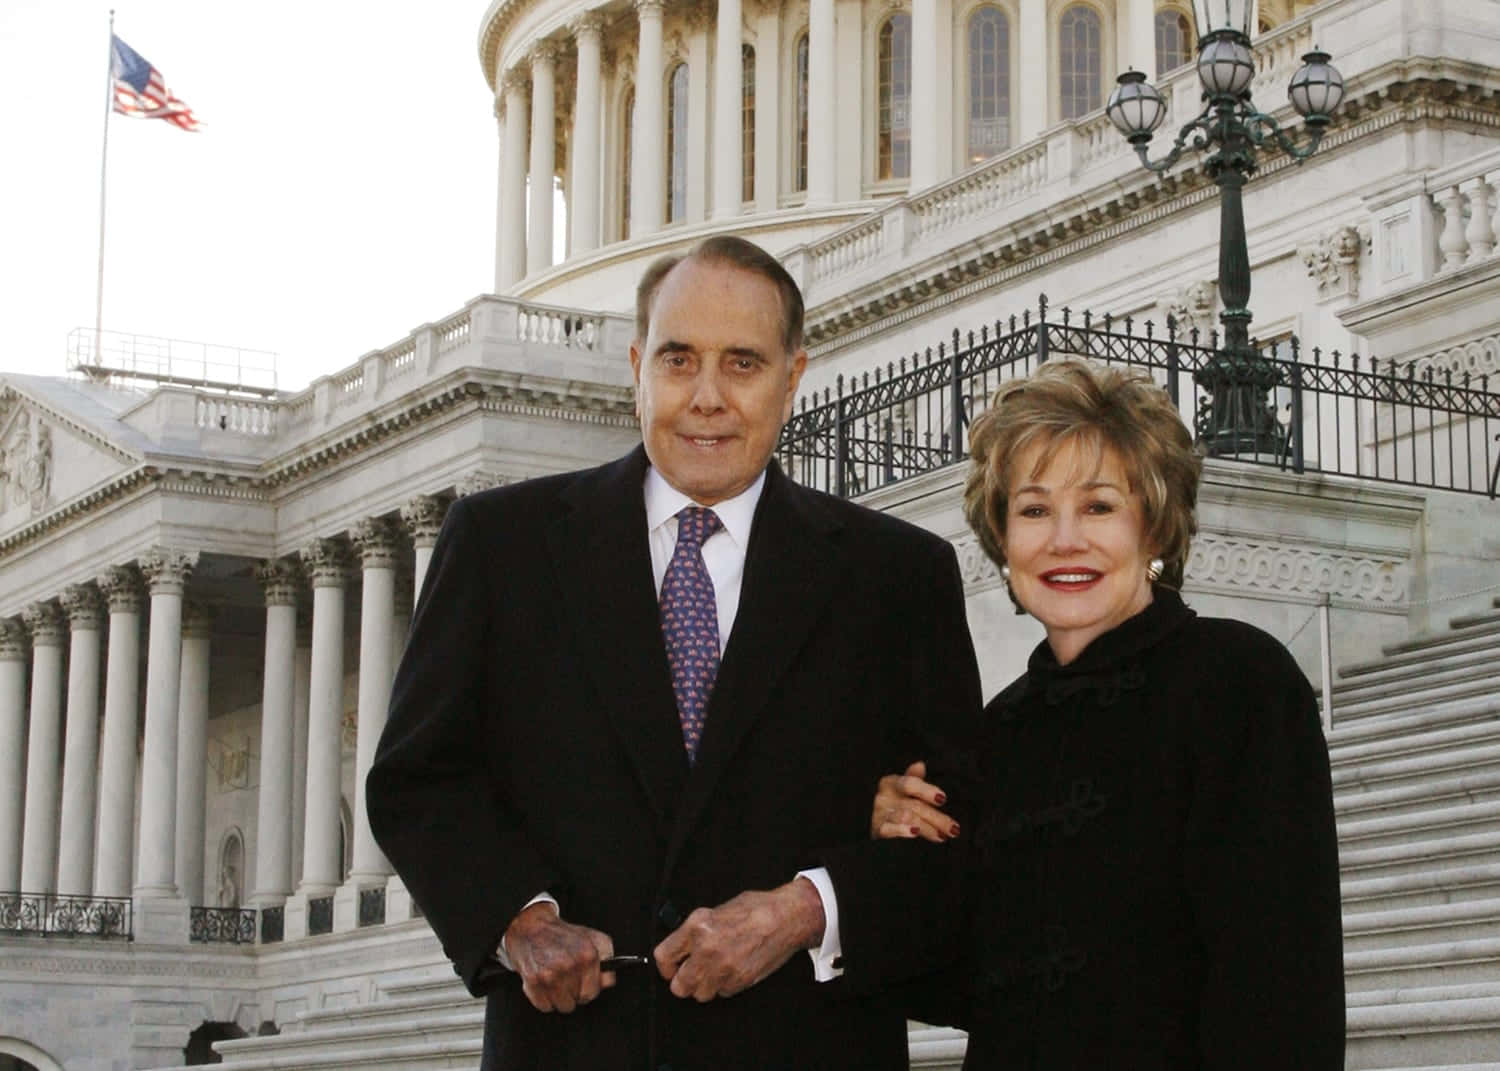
xmin=1 ymin=1 xmax=505 ymax=391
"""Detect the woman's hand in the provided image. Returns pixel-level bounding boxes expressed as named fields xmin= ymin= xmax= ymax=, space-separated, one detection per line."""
xmin=870 ymin=761 xmax=959 ymax=842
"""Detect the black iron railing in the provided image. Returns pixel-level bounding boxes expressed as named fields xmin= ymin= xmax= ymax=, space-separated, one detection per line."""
xmin=190 ymin=906 xmax=256 ymax=944
xmin=0 ymin=892 xmax=133 ymax=939
xmin=260 ymin=905 xmax=284 ymax=944
xmin=358 ymin=886 xmax=386 ymax=928
xmin=308 ymin=895 xmax=334 ymax=936
xmin=778 ymin=297 xmax=1500 ymax=500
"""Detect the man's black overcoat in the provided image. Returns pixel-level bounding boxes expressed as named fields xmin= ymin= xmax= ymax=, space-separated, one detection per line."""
xmin=367 ymin=446 xmax=982 ymax=1071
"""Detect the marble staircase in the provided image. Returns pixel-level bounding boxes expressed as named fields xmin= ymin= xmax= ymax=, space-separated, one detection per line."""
xmin=200 ymin=600 xmax=1500 ymax=1070
xmin=1337 ymin=597 xmax=1500 ymax=1070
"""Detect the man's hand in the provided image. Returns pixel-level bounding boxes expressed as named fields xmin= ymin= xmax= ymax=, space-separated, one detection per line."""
xmin=653 ymin=878 xmax=825 ymax=1002
xmin=503 ymin=902 xmax=617 ymax=1013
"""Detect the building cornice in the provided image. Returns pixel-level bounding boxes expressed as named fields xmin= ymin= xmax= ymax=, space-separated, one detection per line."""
xmin=0 ymin=382 xmax=144 ymax=467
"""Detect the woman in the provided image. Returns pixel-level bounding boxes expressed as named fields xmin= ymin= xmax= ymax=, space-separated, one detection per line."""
xmin=867 ymin=359 xmax=1344 ymax=1067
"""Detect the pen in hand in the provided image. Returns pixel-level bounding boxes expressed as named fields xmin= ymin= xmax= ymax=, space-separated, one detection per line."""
xmin=600 ymin=954 xmax=652 ymax=971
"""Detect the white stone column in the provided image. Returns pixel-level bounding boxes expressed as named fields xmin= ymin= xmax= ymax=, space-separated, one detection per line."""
xmin=57 ymin=585 xmax=104 ymax=897
xmin=20 ymin=602 xmax=65 ymax=894
xmin=497 ymin=70 xmax=530 ymax=290
xmin=298 ymin=537 xmax=350 ymax=895
xmin=174 ymin=603 xmax=212 ymax=905
xmin=1126 ymin=0 xmax=1156 ymax=77
xmin=401 ymin=495 xmax=447 ymax=610
xmin=1018 ymin=0 xmax=1048 ymax=142
xmin=349 ymin=519 xmax=399 ymax=886
xmin=712 ymin=0 xmax=744 ymax=218
xmin=684 ymin=23 xmax=711 ymax=224
xmin=252 ymin=559 xmax=300 ymax=905
xmin=528 ymin=45 xmax=558 ymax=275
xmin=631 ymin=0 xmax=667 ymax=236
xmin=135 ymin=548 xmax=196 ymax=898
xmin=571 ymin=14 xmax=606 ymax=255
xmin=752 ymin=1 xmax=780 ymax=213
xmin=806 ymin=0 xmax=836 ymax=204
xmin=94 ymin=565 xmax=142 ymax=898
xmin=911 ymin=0 xmax=939 ymax=190
xmin=0 ymin=619 xmax=29 ymax=893
xmin=291 ymin=611 xmax=312 ymax=890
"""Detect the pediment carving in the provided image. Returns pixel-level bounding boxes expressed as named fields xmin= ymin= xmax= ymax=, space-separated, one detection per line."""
xmin=0 ymin=392 xmax=135 ymax=537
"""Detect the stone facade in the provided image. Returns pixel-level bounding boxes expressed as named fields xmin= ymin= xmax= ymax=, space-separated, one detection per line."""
xmin=2 ymin=0 xmax=1499 ymax=1066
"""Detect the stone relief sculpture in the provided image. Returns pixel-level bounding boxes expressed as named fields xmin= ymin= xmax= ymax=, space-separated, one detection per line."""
xmin=1299 ymin=224 xmax=1370 ymax=302
xmin=1159 ymin=280 xmax=1218 ymax=340
xmin=0 ymin=410 xmax=53 ymax=516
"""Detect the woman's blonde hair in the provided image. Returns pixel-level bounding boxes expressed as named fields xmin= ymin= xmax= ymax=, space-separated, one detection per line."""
xmin=963 ymin=359 xmax=1203 ymax=588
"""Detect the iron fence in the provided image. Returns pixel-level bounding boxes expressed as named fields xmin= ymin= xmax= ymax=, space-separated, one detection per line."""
xmin=778 ymin=297 xmax=1500 ymax=500
xmin=190 ymin=906 xmax=256 ymax=944
xmin=260 ymin=905 xmax=284 ymax=944
xmin=0 ymin=893 xmax=132 ymax=939
xmin=308 ymin=895 xmax=334 ymax=936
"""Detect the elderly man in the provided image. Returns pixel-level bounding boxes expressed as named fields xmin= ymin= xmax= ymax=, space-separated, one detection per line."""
xmin=368 ymin=235 xmax=981 ymax=1071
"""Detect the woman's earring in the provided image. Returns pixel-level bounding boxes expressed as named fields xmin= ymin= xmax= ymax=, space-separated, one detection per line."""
xmin=1000 ymin=563 xmax=1011 ymax=586
xmin=1146 ymin=557 xmax=1164 ymax=583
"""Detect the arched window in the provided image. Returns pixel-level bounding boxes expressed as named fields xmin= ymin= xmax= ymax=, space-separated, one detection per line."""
xmin=621 ymin=85 xmax=634 ymax=239
xmin=1154 ymin=8 xmax=1193 ymax=75
xmin=217 ymin=831 xmax=244 ymax=908
xmin=1058 ymin=4 xmax=1102 ymax=120
xmin=743 ymin=45 xmax=756 ymax=203
xmin=968 ymin=6 xmax=1011 ymax=162
xmin=795 ymin=33 xmax=810 ymax=192
xmin=667 ymin=63 xmax=689 ymax=222
xmin=878 ymin=14 xmax=912 ymax=180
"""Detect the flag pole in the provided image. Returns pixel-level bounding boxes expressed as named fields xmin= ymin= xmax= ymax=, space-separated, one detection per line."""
xmin=93 ymin=10 xmax=116 ymax=372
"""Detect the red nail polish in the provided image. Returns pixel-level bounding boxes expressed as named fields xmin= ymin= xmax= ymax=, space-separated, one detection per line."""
xmin=910 ymin=826 xmax=921 ymax=837
xmin=949 ymin=823 xmax=961 ymax=838
xmin=933 ymin=792 xmax=947 ymax=807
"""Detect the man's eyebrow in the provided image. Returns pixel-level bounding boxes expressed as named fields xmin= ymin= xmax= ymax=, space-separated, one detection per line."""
xmin=653 ymin=339 xmax=693 ymax=356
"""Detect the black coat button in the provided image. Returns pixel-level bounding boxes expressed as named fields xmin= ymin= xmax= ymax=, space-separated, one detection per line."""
xmin=656 ymin=901 xmax=681 ymax=930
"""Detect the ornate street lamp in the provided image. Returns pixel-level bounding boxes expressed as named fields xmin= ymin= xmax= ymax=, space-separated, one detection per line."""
xmin=1106 ymin=1 xmax=1344 ymax=456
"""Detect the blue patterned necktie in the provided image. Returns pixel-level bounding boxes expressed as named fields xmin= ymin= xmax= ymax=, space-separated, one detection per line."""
xmin=659 ymin=506 xmax=724 ymax=763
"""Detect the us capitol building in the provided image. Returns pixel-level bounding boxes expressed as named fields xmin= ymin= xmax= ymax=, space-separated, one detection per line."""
xmin=2 ymin=0 xmax=1499 ymax=1067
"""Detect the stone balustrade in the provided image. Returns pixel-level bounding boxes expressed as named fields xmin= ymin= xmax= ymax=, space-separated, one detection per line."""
xmin=1431 ymin=148 xmax=1500 ymax=278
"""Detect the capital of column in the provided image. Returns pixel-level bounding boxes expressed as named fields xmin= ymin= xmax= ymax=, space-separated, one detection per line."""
xmin=570 ymin=11 xmax=607 ymax=40
xmin=0 ymin=617 xmax=28 ymax=660
xmin=182 ymin=601 xmax=215 ymax=639
xmin=98 ymin=565 xmax=144 ymax=613
xmin=634 ymin=0 xmax=665 ymax=17
xmin=61 ymin=583 xmax=105 ymax=631
xmin=257 ymin=558 xmax=304 ymax=607
xmin=354 ymin=517 xmax=402 ymax=570
xmin=530 ymin=42 xmax=561 ymax=68
xmin=457 ymin=469 xmax=508 ymax=498
xmin=22 ymin=601 xmax=65 ymax=647
xmin=400 ymin=495 xmax=448 ymax=549
xmin=140 ymin=547 xmax=198 ymax=597
xmin=502 ymin=67 xmax=530 ymax=95
xmin=301 ymin=537 xmax=352 ymax=588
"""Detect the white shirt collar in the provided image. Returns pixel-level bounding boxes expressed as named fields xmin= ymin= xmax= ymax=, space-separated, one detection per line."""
xmin=644 ymin=465 xmax=766 ymax=548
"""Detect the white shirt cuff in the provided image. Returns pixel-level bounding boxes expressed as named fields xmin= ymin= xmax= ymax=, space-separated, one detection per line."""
xmin=796 ymin=867 xmax=844 ymax=981
xmin=495 ymin=892 xmax=559 ymax=970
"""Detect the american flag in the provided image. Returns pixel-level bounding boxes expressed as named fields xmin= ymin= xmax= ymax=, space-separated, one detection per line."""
xmin=110 ymin=35 xmax=200 ymax=131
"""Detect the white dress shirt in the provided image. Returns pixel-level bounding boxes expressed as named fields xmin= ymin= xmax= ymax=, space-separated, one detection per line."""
xmin=500 ymin=466 xmax=844 ymax=981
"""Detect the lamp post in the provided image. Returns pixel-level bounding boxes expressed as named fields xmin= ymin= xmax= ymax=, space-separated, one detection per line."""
xmin=1105 ymin=0 xmax=1344 ymax=456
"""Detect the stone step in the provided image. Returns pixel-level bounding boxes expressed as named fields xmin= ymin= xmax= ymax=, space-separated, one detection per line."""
xmin=1334 ymin=646 xmax=1500 ymax=705
xmin=1332 ymin=702 xmax=1500 ymax=759
xmin=1336 ymin=769 xmax=1500 ymax=823
xmin=213 ymin=1035 xmax=484 ymax=1069
xmin=1373 ymin=617 xmax=1500 ymax=662
xmin=1346 ymin=996 xmax=1500 ymax=1069
xmin=1343 ymin=863 xmax=1500 ymax=914
xmin=214 ymin=1009 xmax=483 ymax=1065
xmin=1332 ymin=741 xmax=1500 ymax=796
xmin=1339 ymin=829 xmax=1500 ymax=880
xmin=1345 ymin=936 xmax=1500 ymax=992
xmin=1451 ymin=603 xmax=1500 ymax=630
xmin=1337 ymin=799 xmax=1500 ymax=852
xmin=1359 ymin=1066 xmax=1500 ymax=1070
xmin=1329 ymin=677 xmax=1500 ymax=733
xmin=298 ymin=988 xmax=482 ymax=1032
xmin=1330 ymin=718 xmax=1500 ymax=772
xmin=909 ymin=1025 xmax=968 ymax=1070
xmin=1347 ymin=981 xmax=1500 ymax=1008
xmin=1342 ymin=898 xmax=1500 ymax=957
